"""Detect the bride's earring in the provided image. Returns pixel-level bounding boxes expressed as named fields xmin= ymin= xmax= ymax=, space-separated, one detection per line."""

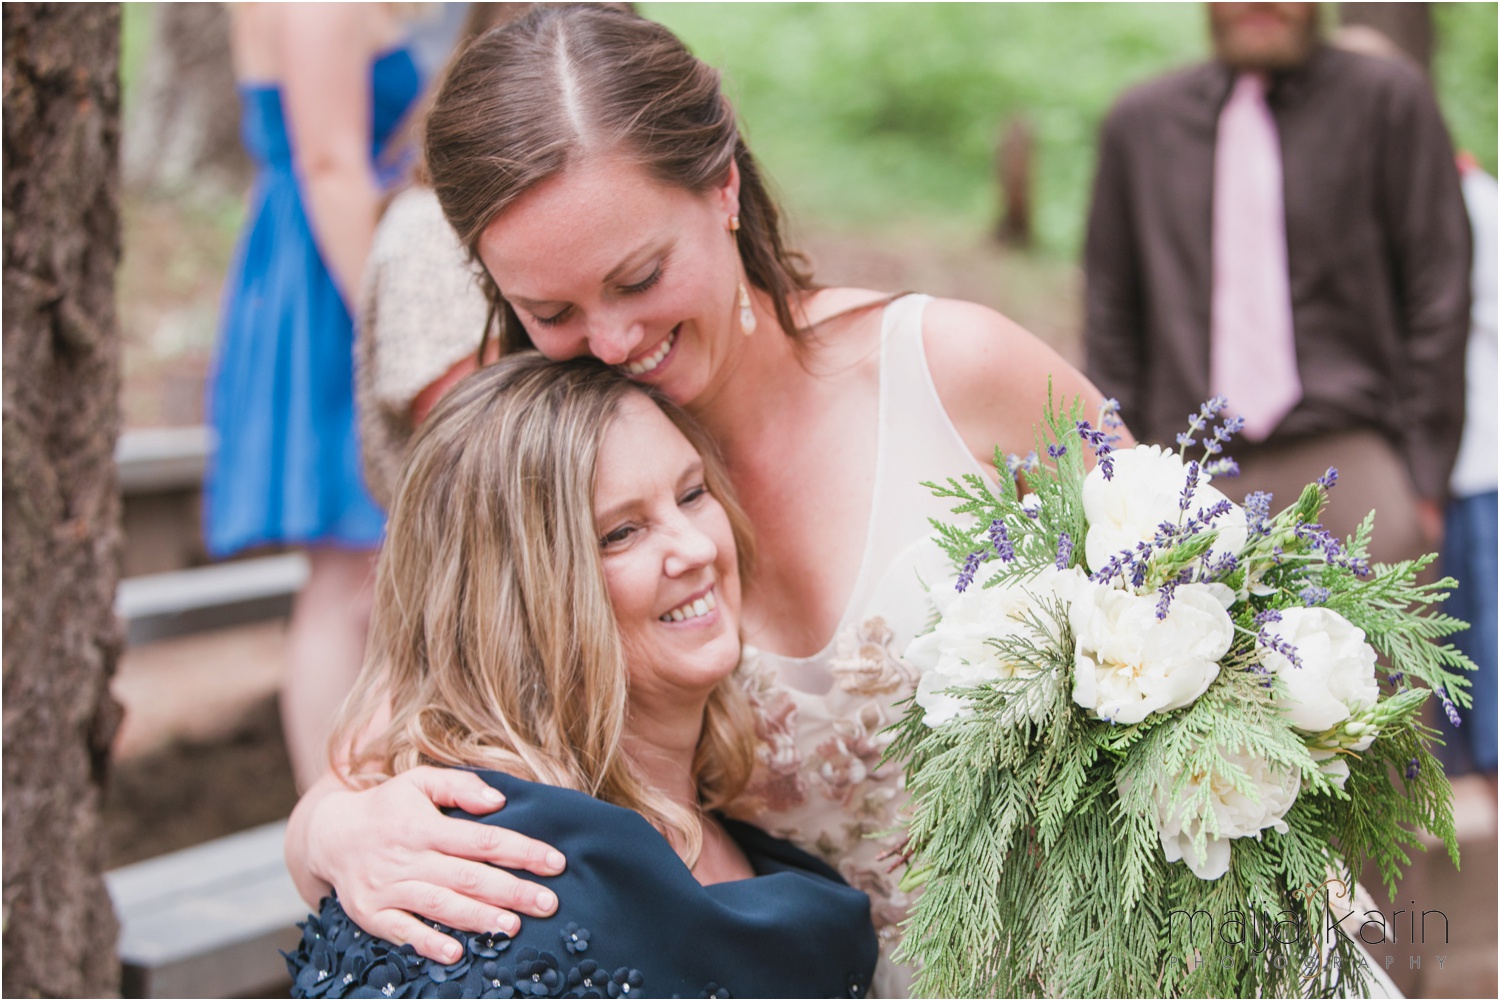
xmin=737 ymin=281 xmax=756 ymax=336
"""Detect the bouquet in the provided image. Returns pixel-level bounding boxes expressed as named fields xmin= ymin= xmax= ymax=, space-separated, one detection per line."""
xmin=887 ymin=394 xmax=1473 ymax=998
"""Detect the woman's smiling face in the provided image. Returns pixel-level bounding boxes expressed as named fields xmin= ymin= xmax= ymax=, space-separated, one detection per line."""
xmin=478 ymin=156 xmax=745 ymax=410
xmin=593 ymin=393 xmax=743 ymax=712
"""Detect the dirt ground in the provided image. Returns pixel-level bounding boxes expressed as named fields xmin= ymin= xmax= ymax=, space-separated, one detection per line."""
xmin=104 ymin=696 xmax=297 ymax=869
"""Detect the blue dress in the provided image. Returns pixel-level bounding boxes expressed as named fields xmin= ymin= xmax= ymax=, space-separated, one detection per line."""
xmin=204 ymin=48 xmax=421 ymax=557
xmin=284 ymin=773 xmax=880 ymax=999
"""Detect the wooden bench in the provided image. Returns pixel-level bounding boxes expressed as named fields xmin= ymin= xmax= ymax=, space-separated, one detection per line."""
xmin=105 ymin=820 xmax=307 ymax=998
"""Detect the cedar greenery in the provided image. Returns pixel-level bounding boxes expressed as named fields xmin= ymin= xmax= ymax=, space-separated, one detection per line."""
xmin=887 ymin=394 xmax=1470 ymax=998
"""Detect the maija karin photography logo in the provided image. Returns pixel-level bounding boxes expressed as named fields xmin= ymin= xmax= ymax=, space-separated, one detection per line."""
xmin=1169 ymin=877 xmax=1452 ymax=979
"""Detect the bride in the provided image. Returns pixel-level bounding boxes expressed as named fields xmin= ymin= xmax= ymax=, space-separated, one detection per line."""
xmin=286 ymin=353 xmax=877 ymax=998
xmin=286 ymin=5 xmax=1116 ymax=994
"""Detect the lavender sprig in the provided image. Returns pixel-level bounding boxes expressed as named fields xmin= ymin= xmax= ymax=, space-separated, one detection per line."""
xmin=1179 ymin=460 xmax=1201 ymax=512
xmin=1436 ymin=686 xmax=1462 ymax=727
xmin=1298 ymin=584 xmax=1331 ymax=605
xmin=1155 ymin=581 xmax=1178 ymax=621
xmin=1254 ymin=608 xmax=1303 ymax=669
xmin=956 ymin=550 xmax=985 ymax=593
xmin=1055 ymin=532 xmax=1073 ymax=570
xmin=988 ymin=519 xmax=1015 ymax=563
xmin=1244 ymin=491 xmax=1273 ymax=536
xmin=1075 ymin=420 xmax=1115 ymax=479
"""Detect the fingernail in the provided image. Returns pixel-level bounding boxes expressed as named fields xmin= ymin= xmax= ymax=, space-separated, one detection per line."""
xmin=546 ymin=850 xmax=566 ymax=872
xmin=482 ymin=789 xmax=505 ymax=805
xmin=442 ymin=943 xmax=462 ymax=963
xmin=502 ymin=914 xmax=520 ymax=936
xmin=536 ymin=889 xmax=557 ymax=912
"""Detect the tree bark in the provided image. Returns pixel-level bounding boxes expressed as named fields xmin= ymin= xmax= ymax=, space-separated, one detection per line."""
xmin=1339 ymin=2 xmax=1433 ymax=74
xmin=3 ymin=4 xmax=125 ymax=997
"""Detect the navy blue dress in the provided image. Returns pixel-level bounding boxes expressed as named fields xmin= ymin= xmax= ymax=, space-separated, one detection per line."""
xmin=204 ymin=48 xmax=420 ymax=557
xmin=285 ymin=773 xmax=878 ymax=999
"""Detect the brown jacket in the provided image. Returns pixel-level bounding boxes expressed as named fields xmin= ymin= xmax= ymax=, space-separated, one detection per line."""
xmin=1083 ymin=44 xmax=1471 ymax=499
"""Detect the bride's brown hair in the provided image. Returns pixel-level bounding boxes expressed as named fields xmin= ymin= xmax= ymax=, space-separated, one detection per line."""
xmin=423 ymin=2 xmax=818 ymax=356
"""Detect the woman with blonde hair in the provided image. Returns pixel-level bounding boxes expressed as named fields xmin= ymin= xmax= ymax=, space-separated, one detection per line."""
xmin=287 ymin=352 xmax=877 ymax=998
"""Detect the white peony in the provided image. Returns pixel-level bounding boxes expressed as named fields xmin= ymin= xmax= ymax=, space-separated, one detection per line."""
xmin=1071 ymin=581 xmax=1234 ymax=725
xmin=1260 ymin=607 xmax=1380 ymax=743
xmin=1134 ymin=746 xmax=1301 ymax=880
xmin=906 ymin=566 xmax=1083 ymax=727
xmin=1082 ymin=444 xmax=1247 ymax=578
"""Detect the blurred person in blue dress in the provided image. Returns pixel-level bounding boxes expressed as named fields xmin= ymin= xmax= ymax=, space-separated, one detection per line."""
xmin=206 ymin=3 xmax=422 ymax=787
xmin=286 ymin=354 xmax=878 ymax=999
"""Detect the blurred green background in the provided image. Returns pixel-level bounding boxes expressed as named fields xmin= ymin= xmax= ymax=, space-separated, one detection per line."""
xmin=640 ymin=1 xmax=1497 ymax=255
xmin=115 ymin=2 xmax=1499 ymax=428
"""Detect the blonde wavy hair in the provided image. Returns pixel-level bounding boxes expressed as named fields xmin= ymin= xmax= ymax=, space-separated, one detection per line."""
xmin=333 ymin=353 xmax=757 ymax=865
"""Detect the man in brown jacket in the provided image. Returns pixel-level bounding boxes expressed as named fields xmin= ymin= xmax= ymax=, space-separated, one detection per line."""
xmin=1083 ymin=3 xmax=1470 ymax=562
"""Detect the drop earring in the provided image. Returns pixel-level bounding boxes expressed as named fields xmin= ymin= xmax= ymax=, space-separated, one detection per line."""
xmin=738 ymin=281 xmax=756 ymax=336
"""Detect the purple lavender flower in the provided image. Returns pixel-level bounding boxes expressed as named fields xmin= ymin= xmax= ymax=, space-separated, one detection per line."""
xmin=1056 ymin=532 xmax=1073 ymax=570
xmin=1299 ymin=584 xmax=1331 ymax=606
xmin=1244 ymin=491 xmax=1273 ymax=535
xmin=1317 ymin=467 xmax=1339 ymax=490
xmin=1176 ymin=431 xmax=1197 ymax=449
xmin=1047 ymin=443 xmax=1068 ymax=459
xmin=988 ymin=519 xmax=1015 ymax=562
xmin=1182 ymin=498 xmax=1233 ymax=536
xmin=1204 ymin=457 xmax=1241 ymax=478
xmin=956 ymin=550 xmax=985 ymax=593
xmin=1204 ymin=551 xmax=1239 ymax=581
xmin=1075 ymin=420 xmax=1115 ymax=479
xmin=1090 ymin=550 xmax=1128 ymax=585
xmin=1405 ymin=758 xmax=1421 ymax=781
xmin=1436 ymin=687 xmax=1462 ymax=727
xmin=1179 ymin=460 xmax=1201 ymax=512
xmin=1155 ymin=581 xmax=1177 ymax=621
xmin=1254 ymin=608 xmax=1304 ymax=669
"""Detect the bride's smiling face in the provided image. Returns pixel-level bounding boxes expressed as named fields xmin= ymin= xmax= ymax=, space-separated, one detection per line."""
xmin=593 ymin=394 xmax=743 ymax=709
xmin=477 ymin=155 xmax=745 ymax=410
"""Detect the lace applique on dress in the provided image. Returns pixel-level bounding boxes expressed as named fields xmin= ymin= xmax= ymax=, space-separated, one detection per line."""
xmin=732 ymin=649 xmax=807 ymax=816
xmin=736 ymin=618 xmax=922 ymax=942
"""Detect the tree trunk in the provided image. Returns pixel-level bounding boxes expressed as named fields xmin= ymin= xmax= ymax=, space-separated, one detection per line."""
xmin=2 ymin=4 xmax=125 ymax=997
xmin=121 ymin=2 xmax=249 ymax=197
xmin=1339 ymin=2 xmax=1433 ymax=74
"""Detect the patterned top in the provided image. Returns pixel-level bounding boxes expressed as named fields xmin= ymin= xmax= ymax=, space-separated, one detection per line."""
xmin=287 ymin=772 xmax=878 ymax=999
xmin=725 ymin=295 xmax=987 ymax=996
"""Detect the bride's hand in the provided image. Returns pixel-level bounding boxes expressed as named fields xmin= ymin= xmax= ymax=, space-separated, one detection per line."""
xmin=286 ymin=766 xmax=566 ymax=963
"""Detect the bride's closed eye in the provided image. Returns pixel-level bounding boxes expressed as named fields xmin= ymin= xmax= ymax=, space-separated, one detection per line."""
xmin=525 ymin=263 xmax=664 ymax=329
xmin=619 ymin=263 xmax=664 ymax=296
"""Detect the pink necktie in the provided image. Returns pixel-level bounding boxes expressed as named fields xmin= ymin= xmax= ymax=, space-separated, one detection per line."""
xmin=1210 ymin=72 xmax=1301 ymax=442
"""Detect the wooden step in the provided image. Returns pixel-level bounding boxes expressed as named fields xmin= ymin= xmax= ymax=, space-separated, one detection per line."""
xmin=116 ymin=553 xmax=307 ymax=646
xmin=106 ymin=820 xmax=304 ymax=998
